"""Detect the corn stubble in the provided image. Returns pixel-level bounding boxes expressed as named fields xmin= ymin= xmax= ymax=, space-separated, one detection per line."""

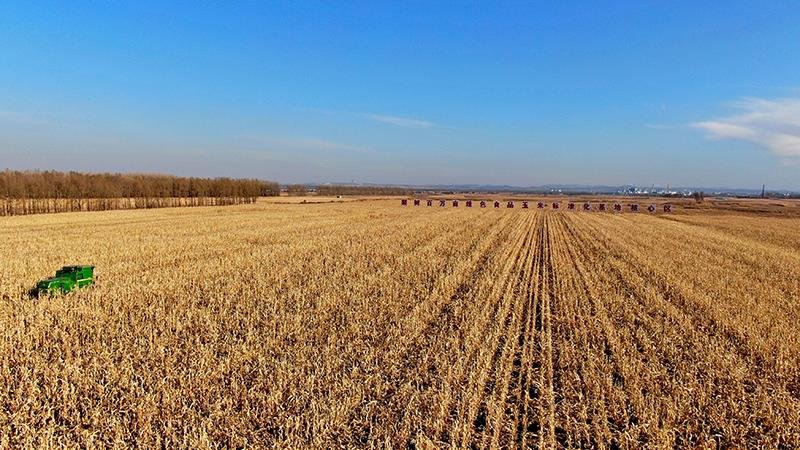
xmin=1 ymin=201 xmax=799 ymax=448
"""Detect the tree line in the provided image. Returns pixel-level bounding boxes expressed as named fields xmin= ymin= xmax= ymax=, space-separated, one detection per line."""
xmin=316 ymin=185 xmax=414 ymax=196
xmin=0 ymin=170 xmax=279 ymax=216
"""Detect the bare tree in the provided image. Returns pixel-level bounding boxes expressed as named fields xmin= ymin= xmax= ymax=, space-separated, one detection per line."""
xmin=286 ymin=184 xmax=308 ymax=196
xmin=0 ymin=170 xmax=279 ymax=216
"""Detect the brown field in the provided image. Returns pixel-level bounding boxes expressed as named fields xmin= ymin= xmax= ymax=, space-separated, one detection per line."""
xmin=1 ymin=199 xmax=799 ymax=448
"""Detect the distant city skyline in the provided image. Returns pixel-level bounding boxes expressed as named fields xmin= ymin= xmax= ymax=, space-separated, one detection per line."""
xmin=1 ymin=2 xmax=799 ymax=189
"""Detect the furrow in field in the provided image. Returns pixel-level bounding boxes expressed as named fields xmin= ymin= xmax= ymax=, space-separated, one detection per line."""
xmin=512 ymin=212 xmax=549 ymax=448
xmin=556 ymin=213 xmax=652 ymax=446
xmin=536 ymin=214 xmax=556 ymax=449
xmin=480 ymin=213 xmax=539 ymax=450
xmin=545 ymin=213 xmax=604 ymax=447
xmin=443 ymin=212 xmax=532 ymax=449
xmin=565 ymin=212 xmax=800 ymax=448
xmin=515 ymin=230 xmax=543 ymax=450
xmin=340 ymin=212 xmax=518 ymax=446
xmin=575 ymin=212 xmax=800 ymax=391
xmin=293 ymin=210 xmax=514 ymax=447
xmin=462 ymin=212 xmax=535 ymax=449
xmin=421 ymin=212 xmax=535 ymax=447
xmin=497 ymin=213 xmax=542 ymax=450
xmin=567 ymin=213 xmax=717 ymax=446
xmin=664 ymin=214 xmax=800 ymax=252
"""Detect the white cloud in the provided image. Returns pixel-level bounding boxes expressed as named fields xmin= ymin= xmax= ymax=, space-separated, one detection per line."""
xmin=364 ymin=114 xmax=436 ymax=128
xmin=692 ymin=121 xmax=758 ymax=139
xmin=692 ymin=97 xmax=800 ymax=159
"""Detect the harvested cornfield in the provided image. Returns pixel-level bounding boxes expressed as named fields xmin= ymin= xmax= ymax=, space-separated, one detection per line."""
xmin=1 ymin=200 xmax=799 ymax=448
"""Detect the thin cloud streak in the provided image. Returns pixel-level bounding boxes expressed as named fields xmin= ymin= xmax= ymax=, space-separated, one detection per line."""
xmin=0 ymin=110 xmax=50 ymax=126
xmin=238 ymin=134 xmax=374 ymax=154
xmin=692 ymin=97 xmax=800 ymax=159
xmin=364 ymin=114 xmax=436 ymax=128
xmin=295 ymin=106 xmax=441 ymax=129
xmin=643 ymin=123 xmax=675 ymax=130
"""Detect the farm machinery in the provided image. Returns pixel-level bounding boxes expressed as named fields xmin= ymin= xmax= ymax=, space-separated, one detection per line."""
xmin=401 ymin=198 xmax=672 ymax=212
xmin=30 ymin=265 xmax=95 ymax=297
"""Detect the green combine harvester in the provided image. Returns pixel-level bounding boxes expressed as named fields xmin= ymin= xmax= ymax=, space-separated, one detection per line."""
xmin=31 ymin=265 xmax=95 ymax=297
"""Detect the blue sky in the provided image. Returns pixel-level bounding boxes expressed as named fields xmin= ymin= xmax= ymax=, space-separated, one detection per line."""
xmin=1 ymin=1 xmax=799 ymax=189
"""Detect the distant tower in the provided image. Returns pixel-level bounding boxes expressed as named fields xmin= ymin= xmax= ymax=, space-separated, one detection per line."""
xmin=762 ymin=184 xmax=766 ymax=199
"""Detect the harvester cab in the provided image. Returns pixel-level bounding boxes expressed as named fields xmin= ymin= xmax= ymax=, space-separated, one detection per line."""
xmin=31 ymin=265 xmax=95 ymax=297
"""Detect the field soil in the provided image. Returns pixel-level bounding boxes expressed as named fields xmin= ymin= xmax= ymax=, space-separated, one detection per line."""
xmin=1 ymin=200 xmax=799 ymax=448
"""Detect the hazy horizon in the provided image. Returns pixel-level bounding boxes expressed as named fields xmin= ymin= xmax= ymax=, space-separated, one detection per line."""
xmin=2 ymin=2 xmax=799 ymax=189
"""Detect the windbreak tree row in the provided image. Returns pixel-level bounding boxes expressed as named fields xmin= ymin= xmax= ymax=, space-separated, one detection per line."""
xmin=316 ymin=185 xmax=414 ymax=196
xmin=0 ymin=170 xmax=280 ymax=216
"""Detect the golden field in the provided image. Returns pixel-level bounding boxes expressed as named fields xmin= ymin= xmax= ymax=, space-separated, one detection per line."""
xmin=1 ymin=199 xmax=799 ymax=448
